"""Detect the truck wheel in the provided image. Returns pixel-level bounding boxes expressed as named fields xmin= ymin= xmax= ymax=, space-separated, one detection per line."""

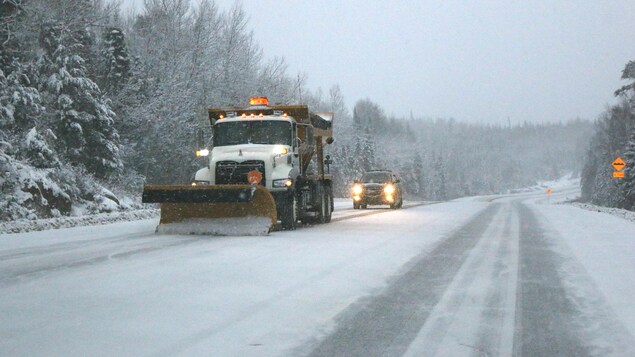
xmin=318 ymin=185 xmax=332 ymax=223
xmin=280 ymin=193 xmax=297 ymax=230
xmin=330 ymin=186 xmax=334 ymax=213
xmin=361 ymin=204 xmax=367 ymax=209
xmin=321 ymin=186 xmax=332 ymax=223
xmin=353 ymin=202 xmax=360 ymax=209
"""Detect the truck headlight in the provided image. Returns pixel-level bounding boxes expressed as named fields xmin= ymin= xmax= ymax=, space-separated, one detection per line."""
xmin=384 ymin=184 xmax=395 ymax=194
xmin=273 ymin=178 xmax=293 ymax=188
xmin=272 ymin=145 xmax=288 ymax=155
xmin=196 ymin=149 xmax=209 ymax=157
xmin=352 ymin=184 xmax=363 ymax=195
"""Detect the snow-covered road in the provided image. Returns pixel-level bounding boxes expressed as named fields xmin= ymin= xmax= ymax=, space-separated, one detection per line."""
xmin=1 ymin=190 xmax=634 ymax=356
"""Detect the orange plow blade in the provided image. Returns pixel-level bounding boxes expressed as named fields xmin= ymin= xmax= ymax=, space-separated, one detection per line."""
xmin=142 ymin=185 xmax=277 ymax=235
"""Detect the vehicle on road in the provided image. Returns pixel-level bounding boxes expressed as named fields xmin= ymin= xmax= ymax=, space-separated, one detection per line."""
xmin=352 ymin=170 xmax=403 ymax=209
xmin=142 ymin=97 xmax=335 ymax=233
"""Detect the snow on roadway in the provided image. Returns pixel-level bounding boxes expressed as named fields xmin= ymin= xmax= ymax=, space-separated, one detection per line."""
xmin=0 ymin=200 xmax=484 ymax=357
xmin=465 ymin=186 xmax=635 ymax=355
xmin=1 ymin=187 xmax=635 ymax=356
xmin=529 ymin=196 xmax=635 ymax=351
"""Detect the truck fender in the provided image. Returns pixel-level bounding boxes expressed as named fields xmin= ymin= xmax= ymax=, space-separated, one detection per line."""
xmin=194 ymin=167 xmax=212 ymax=182
xmin=289 ymin=167 xmax=300 ymax=181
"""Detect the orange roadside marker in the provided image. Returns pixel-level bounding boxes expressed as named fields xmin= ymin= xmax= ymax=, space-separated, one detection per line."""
xmin=612 ymin=157 xmax=626 ymax=172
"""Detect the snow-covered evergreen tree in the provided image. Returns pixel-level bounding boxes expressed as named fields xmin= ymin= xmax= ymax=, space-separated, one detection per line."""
xmin=615 ymin=60 xmax=635 ymax=103
xmin=620 ymin=128 xmax=635 ymax=209
xmin=412 ymin=152 xmax=424 ymax=198
xmin=38 ymin=21 xmax=122 ymax=178
xmin=0 ymin=63 xmax=41 ymax=130
xmin=429 ymin=154 xmax=448 ymax=200
xmin=99 ymin=27 xmax=130 ymax=93
xmin=22 ymin=127 xmax=60 ymax=168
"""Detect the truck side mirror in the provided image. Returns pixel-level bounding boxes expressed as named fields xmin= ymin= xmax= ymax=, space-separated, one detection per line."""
xmin=294 ymin=138 xmax=301 ymax=157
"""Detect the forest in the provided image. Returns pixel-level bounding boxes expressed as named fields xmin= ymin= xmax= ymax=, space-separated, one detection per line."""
xmin=1 ymin=0 xmax=615 ymax=222
xmin=580 ymin=60 xmax=635 ymax=210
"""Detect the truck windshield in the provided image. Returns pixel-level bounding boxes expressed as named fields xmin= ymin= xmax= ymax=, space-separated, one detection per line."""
xmin=213 ymin=120 xmax=291 ymax=147
xmin=361 ymin=172 xmax=391 ymax=183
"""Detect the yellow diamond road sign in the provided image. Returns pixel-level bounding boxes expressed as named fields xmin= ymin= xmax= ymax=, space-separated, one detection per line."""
xmin=612 ymin=157 xmax=626 ymax=172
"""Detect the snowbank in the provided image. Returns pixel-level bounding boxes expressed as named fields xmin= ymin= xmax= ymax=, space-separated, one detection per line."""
xmin=568 ymin=202 xmax=635 ymax=224
xmin=0 ymin=208 xmax=159 ymax=234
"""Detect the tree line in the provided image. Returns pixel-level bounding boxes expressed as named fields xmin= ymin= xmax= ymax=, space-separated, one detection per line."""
xmin=330 ymin=99 xmax=592 ymax=200
xmin=1 ymin=0 xmax=595 ymax=221
xmin=580 ymin=60 xmax=635 ymax=210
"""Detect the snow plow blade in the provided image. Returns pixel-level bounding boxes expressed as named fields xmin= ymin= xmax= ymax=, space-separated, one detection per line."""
xmin=142 ymin=185 xmax=277 ymax=235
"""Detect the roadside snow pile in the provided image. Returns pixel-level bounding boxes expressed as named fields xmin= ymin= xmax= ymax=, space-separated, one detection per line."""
xmin=533 ymin=172 xmax=580 ymax=190
xmin=570 ymin=202 xmax=635 ymax=224
xmin=0 ymin=209 xmax=159 ymax=234
xmin=505 ymin=172 xmax=580 ymax=194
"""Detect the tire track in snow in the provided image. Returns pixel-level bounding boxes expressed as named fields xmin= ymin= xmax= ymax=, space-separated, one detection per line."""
xmin=479 ymin=204 xmax=519 ymax=357
xmin=0 ymin=235 xmax=199 ymax=286
xmin=0 ymin=233 xmax=281 ymax=287
xmin=401 ymin=203 xmax=518 ymax=357
xmin=518 ymin=204 xmax=635 ymax=356
xmin=304 ymin=204 xmax=500 ymax=357
xmin=0 ymin=231 xmax=157 ymax=261
xmin=514 ymin=203 xmax=591 ymax=356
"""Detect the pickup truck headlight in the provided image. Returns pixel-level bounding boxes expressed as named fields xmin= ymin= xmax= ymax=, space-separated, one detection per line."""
xmin=352 ymin=184 xmax=363 ymax=195
xmin=384 ymin=184 xmax=395 ymax=194
xmin=273 ymin=178 xmax=293 ymax=188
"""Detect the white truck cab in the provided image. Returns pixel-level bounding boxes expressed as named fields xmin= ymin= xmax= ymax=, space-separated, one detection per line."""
xmin=194 ymin=115 xmax=300 ymax=192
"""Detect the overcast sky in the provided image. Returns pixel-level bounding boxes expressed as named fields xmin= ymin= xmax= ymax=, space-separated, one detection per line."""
xmin=122 ymin=0 xmax=635 ymax=124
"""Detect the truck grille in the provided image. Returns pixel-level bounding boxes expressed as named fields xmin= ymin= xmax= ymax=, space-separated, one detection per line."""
xmin=216 ymin=160 xmax=266 ymax=186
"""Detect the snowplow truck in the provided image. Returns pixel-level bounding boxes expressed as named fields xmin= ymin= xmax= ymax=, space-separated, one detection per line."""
xmin=142 ymin=97 xmax=334 ymax=235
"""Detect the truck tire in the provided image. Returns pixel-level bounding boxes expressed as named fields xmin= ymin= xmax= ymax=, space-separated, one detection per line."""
xmin=317 ymin=185 xmax=333 ymax=223
xmin=280 ymin=193 xmax=297 ymax=230
xmin=330 ymin=187 xmax=335 ymax=213
xmin=319 ymin=185 xmax=332 ymax=223
xmin=353 ymin=201 xmax=360 ymax=209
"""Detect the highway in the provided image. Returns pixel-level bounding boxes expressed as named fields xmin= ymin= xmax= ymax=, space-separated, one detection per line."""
xmin=1 ymin=188 xmax=634 ymax=356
